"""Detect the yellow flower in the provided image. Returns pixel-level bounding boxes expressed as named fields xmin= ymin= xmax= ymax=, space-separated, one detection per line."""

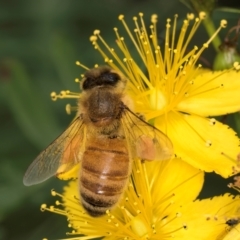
xmin=42 ymin=158 xmax=240 ymax=239
xmin=53 ymin=12 xmax=240 ymax=178
xmin=219 ymin=223 xmax=240 ymax=240
xmin=85 ymin=12 xmax=240 ymax=178
xmin=45 ymin=12 xmax=240 ymax=239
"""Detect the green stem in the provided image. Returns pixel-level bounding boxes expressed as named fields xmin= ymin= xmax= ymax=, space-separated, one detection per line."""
xmin=202 ymin=16 xmax=222 ymax=53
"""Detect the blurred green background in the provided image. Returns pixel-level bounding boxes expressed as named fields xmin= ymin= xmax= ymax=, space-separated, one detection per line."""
xmin=0 ymin=1 xmax=240 ymax=239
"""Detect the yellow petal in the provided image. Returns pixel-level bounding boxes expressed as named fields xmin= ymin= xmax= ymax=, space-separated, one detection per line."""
xmin=221 ymin=223 xmax=240 ymax=240
xmin=145 ymin=158 xmax=204 ymax=207
xmin=57 ymin=163 xmax=80 ymax=180
xmin=177 ymin=70 xmax=240 ymax=116
xmin=42 ymin=184 xmax=240 ymax=239
xmin=168 ymin=194 xmax=240 ymax=239
xmin=155 ymin=111 xmax=240 ymax=177
xmin=55 ymin=158 xmax=203 ymax=239
xmin=124 ymin=158 xmax=204 ymax=225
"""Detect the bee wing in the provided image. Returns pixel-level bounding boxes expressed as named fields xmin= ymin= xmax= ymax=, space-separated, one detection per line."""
xmin=23 ymin=116 xmax=86 ymax=186
xmin=121 ymin=107 xmax=174 ymax=161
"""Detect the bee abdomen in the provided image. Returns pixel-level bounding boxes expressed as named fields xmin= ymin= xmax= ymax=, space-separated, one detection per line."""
xmin=80 ymin=173 xmax=128 ymax=216
xmin=80 ymin=139 xmax=130 ymax=217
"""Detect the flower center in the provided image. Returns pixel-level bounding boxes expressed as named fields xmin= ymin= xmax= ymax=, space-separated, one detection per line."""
xmin=131 ymin=217 xmax=149 ymax=237
xmin=150 ymin=88 xmax=167 ymax=111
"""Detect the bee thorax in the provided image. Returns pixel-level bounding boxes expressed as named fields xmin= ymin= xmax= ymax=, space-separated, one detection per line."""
xmin=83 ymin=89 xmax=122 ymax=126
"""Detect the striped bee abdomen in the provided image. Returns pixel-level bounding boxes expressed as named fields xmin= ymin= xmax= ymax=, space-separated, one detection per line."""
xmin=80 ymin=137 xmax=130 ymax=217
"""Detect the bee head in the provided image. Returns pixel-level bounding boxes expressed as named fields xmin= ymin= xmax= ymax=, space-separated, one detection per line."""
xmin=82 ymin=66 xmax=126 ymax=91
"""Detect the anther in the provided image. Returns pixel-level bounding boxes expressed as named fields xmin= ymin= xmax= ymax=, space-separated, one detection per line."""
xmin=51 ymin=189 xmax=57 ymax=196
xmin=205 ymin=140 xmax=212 ymax=147
xmin=151 ymin=14 xmax=158 ymax=23
xmin=118 ymin=15 xmax=124 ymax=20
xmin=93 ymin=30 xmax=100 ymax=35
xmin=40 ymin=204 xmax=47 ymax=211
xmin=187 ymin=13 xmax=195 ymax=20
xmin=199 ymin=12 xmax=206 ymax=19
xmin=234 ymin=62 xmax=240 ymax=70
xmin=220 ymin=20 xmax=227 ymax=28
xmin=183 ymin=223 xmax=188 ymax=230
xmin=176 ymin=212 xmax=182 ymax=217
xmin=50 ymin=92 xmax=57 ymax=101
xmin=209 ymin=118 xmax=216 ymax=125
xmin=89 ymin=35 xmax=97 ymax=42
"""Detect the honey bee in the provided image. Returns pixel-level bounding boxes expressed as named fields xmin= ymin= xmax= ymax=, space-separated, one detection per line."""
xmin=23 ymin=66 xmax=173 ymax=217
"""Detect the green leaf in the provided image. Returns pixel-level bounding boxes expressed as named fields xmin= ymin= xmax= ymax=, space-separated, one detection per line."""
xmin=0 ymin=60 xmax=62 ymax=148
xmin=217 ymin=7 xmax=240 ymax=14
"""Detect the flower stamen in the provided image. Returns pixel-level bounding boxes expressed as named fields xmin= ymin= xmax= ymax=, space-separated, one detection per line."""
xmin=50 ymin=91 xmax=80 ymax=101
xmin=75 ymin=61 xmax=89 ymax=71
xmin=66 ymin=104 xmax=78 ymax=115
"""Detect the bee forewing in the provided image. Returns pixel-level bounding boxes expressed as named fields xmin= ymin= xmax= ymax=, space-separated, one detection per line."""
xmin=135 ymin=134 xmax=173 ymax=160
xmin=23 ymin=151 xmax=64 ymax=186
xmin=121 ymin=108 xmax=174 ymax=161
xmin=23 ymin=117 xmax=86 ymax=186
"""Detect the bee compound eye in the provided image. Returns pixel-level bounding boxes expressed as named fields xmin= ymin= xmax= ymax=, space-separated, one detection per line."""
xmin=82 ymin=72 xmax=120 ymax=90
xmin=82 ymin=77 xmax=94 ymax=90
xmin=103 ymin=73 xmax=120 ymax=83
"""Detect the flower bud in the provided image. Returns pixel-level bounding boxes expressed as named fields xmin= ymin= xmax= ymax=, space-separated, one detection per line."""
xmin=213 ymin=21 xmax=240 ymax=70
xmin=213 ymin=46 xmax=240 ymax=70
